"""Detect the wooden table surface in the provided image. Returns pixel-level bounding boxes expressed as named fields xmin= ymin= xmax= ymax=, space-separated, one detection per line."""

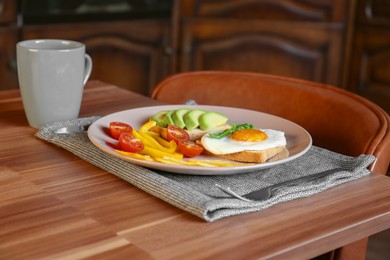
xmin=1 ymin=80 xmax=390 ymax=260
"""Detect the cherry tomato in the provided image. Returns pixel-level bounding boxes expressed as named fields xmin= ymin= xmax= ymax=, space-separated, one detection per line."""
xmin=110 ymin=122 xmax=133 ymax=140
xmin=166 ymin=125 xmax=189 ymax=143
xmin=119 ymin=133 xmax=144 ymax=153
xmin=178 ymin=141 xmax=204 ymax=158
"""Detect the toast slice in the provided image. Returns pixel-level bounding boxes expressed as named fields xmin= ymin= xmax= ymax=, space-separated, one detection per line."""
xmin=264 ymin=147 xmax=289 ymax=162
xmin=211 ymin=146 xmax=287 ymax=163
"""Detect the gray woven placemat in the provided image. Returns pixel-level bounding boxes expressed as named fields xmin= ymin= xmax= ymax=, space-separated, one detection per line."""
xmin=35 ymin=117 xmax=376 ymax=222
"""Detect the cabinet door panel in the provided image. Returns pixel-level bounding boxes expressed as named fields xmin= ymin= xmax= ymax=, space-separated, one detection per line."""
xmin=0 ymin=0 xmax=16 ymax=24
xmin=22 ymin=20 xmax=172 ymax=95
xmin=358 ymin=0 xmax=390 ymax=24
xmin=349 ymin=26 xmax=390 ymax=114
xmin=0 ymin=26 xmax=18 ymax=90
xmin=181 ymin=19 xmax=343 ymax=86
xmin=82 ymin=36 xmax=165 ymax=96
xmin=183 ymin=0 xmax=348 ymax=22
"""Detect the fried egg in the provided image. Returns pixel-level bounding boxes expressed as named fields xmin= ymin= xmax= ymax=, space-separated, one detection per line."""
xmin=201 ymin=128 xmax=286 ymax=154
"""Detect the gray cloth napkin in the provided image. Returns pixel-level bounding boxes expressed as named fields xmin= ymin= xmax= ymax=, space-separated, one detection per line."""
xmin=35 ymin=117 xmax=376 ymax=222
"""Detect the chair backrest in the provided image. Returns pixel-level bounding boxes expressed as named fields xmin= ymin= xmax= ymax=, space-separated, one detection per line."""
xmin=151 ymin=71 xmax=390 ymax=174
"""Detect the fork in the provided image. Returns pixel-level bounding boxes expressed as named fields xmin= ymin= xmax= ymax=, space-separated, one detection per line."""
xmin=54 ymin=124 xmax=91 ymax=134
xmin=215 ymin=168 xmax=345 ymax=202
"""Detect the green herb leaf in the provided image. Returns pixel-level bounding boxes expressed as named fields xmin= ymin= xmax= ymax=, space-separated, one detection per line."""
xmin=209 ymin=123 xmax=253 ymax=139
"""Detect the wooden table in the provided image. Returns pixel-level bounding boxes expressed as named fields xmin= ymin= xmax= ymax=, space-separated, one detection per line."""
xmin=1 ymin=80 xmax=390 ymax=259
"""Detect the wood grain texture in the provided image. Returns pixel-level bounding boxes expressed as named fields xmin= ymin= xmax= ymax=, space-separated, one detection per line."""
xmin=1 ymin=80 xmax=390 ymax=259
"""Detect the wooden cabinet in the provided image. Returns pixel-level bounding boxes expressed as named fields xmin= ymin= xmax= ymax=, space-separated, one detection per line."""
xmin=178 ymin=0 xmax=351 ymax=87
xmin=22 ymin=19 xmax=173 ymax=96
xmin=0 ymin=0 xmax=174 ymax=95
xmin=0 ymin=0 xmax=16 ymax=24
xmin=180 ymin=19 xmax=344 ymax=85
xmin=1 ymin=0 xmax=389 ymax=114
xmin=0 ymin=0 xmax=18 ymax=90
xmin=348 ymin=0 xmax=390 ymax=114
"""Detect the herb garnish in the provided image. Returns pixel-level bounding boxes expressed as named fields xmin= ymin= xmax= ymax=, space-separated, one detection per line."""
xmin=209 ymin=123 xmax=254 ymax=139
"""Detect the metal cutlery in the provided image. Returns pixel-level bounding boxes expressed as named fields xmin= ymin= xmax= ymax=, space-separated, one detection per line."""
xmin=54 ymin=124 xmax=91 ymax=134
xmin=215 ymin=168 xmax=345 ymax=202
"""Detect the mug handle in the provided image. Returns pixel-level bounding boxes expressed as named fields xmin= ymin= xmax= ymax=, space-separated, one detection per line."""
xmin=83 ymin=54 xmax=93 ymax=85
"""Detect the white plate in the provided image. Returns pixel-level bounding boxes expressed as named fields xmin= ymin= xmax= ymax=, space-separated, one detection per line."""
xmin=87 ymin=105 xmax=312 ymax=175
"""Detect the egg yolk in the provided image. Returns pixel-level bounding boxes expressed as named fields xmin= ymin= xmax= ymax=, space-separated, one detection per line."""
xmin=230 ymin=129 xmax=268 ymax=142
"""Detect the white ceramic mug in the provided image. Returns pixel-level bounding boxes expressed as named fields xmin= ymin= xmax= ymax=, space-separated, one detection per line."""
xmin=17 ymin=39 xmax=93 ymax=128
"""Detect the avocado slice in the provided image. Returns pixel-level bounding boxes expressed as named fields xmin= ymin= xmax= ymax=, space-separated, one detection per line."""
xmin=151 ymin=110 xmax=168 ymax=127
xmin=163 ymin=110 xmax=175 ymax=126
xmin=183 ymin=109 xmax=206 ymax=130
xmin=198 ymin=112 xmax=228 ymax=131
xmin=172 ymin=108 xmax=190 ymax=128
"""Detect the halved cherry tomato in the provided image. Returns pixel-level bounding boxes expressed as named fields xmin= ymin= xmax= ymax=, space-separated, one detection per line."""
xmin=166 ymin=125 xmax=189 ymax=143
xmin=119 ymin=133 xmax=144 ymax=153
xmin=110 ymin=122 xmax=133 ymax=140
xmin=178 ymin=141 xmax=204 ymax=158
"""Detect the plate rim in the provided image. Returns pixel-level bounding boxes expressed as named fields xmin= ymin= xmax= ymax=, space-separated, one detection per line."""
xmin=87 ymin=105 xmax=312 ymax=175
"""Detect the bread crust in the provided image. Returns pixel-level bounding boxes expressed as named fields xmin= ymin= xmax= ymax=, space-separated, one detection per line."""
xmin=212 ymin=146 xmax=287 ymax=163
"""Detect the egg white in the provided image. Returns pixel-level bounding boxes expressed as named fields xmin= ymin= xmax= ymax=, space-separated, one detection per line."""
xmin=201 ymin=129 xmax=286 ymax=155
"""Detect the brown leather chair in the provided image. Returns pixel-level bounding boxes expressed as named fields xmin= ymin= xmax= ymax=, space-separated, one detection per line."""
xmin=151 ymin=71 xmax=390 ymax=260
